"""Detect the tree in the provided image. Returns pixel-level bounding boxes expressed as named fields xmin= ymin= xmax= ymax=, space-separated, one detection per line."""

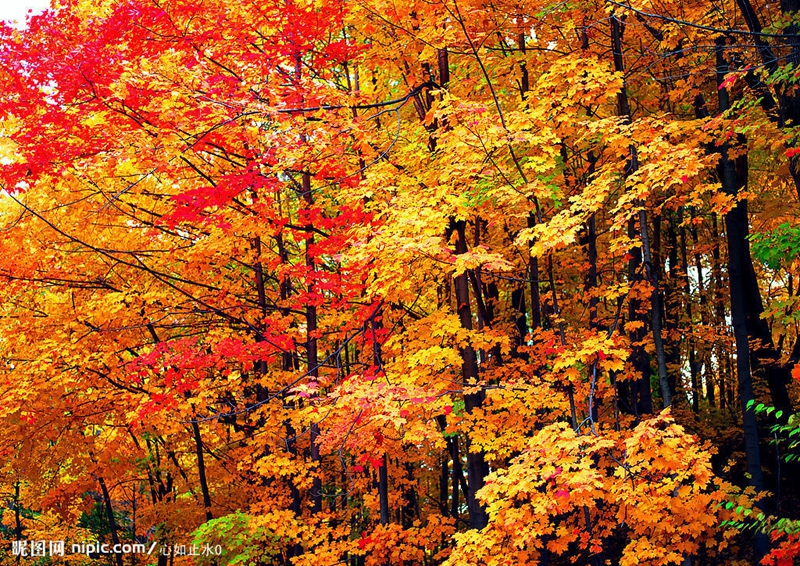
xmin=0 ymin=0 xmax=798 ymax=564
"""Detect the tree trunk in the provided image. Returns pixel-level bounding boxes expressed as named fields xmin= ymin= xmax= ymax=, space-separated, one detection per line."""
xmin=626 ymin=216 xmax=653 ymax=416
xmin=679 ymin=208 xmax=701 ymax=412
xmin=378 ymin=454 xmax=390 ymax=526
xmin=302 ymin=169 xmax=323 ymax=515
xmin=716 ymin=38 xmax=770 ymax=561
xmin=190 ymin=421 xmax=214 ymax=522
xmin=98 ymin=477 xmax=124 ymax=566
xmin=665 ymin=213 xmax=682 ymax=402
xmin=710 ymin=213 xmax=728 ymax=410
xmin=689 ymin=211 xmax=715 ymax=407
xmin=452 ymin=219 xmax=489 ymax=530
xmin=611 ymin=14 xmax=671 ymax=408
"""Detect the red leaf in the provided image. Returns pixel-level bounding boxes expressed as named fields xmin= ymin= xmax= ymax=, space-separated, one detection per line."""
xmin=357 ymin=532 xmax=372 ymax=549
xmin=545 ymin=466 xmax=563 ymax=482
xmin=718 ymin=74 xmax=736 ymax=90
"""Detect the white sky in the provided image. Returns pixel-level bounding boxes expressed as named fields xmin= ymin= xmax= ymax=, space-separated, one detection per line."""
xmin=0 ymin=0 xmax=51 ymax=27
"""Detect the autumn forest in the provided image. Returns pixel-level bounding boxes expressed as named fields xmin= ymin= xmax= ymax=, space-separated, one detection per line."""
xmin=0 ymin=0 xmax=799 ymax=564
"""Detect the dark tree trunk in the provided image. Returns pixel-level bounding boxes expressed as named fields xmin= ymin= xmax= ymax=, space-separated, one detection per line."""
xmin=612 ymin=14 xmax=671 ymax=408
xmin=302 ymin=169 xmax=323 ymax=515
xmin=688 ymin=212 xmax=715 ymax=407
xmin=585 ymin=213 xmax=599 ymax=329
xmin=529 ymin=214 xmax=543 ymax=332
xmin=626 ymin=216 xmax=653 ymax=416
xmin=451 ymin=219 xmax=489 ymax=530
xmin=710 ymin=214 xmax=729 ymax=409
xmin=190 ymin=422 xmax=213 ymax=522
xmin=378 ymin=454 xmax=390 ymax=526
xmin=679 ymin=209 xmax=701 ymax=412
xmin=664 ymin=213 xmax=681 ymax=402
xmin=716 ymin=39 xmax=770 ymax=561
xmin=98 ymin=477 xmax=125 ymax=566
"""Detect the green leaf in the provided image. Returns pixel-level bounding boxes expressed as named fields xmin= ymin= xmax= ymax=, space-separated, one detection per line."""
xmin=748 ymin=223 xmax=800 ymax=270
